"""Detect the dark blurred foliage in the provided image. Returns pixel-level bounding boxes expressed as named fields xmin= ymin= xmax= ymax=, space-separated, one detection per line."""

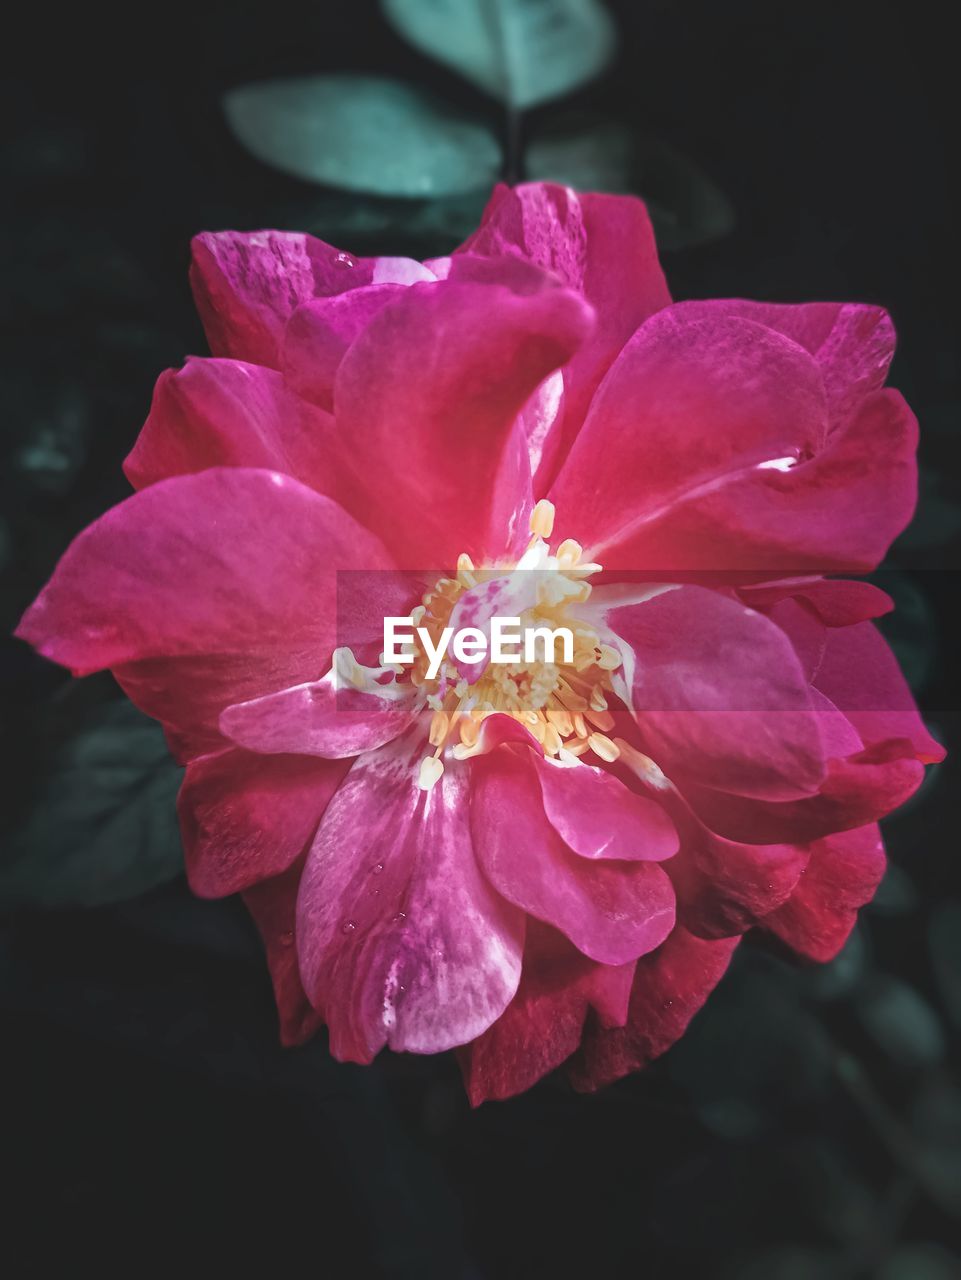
xmin=2 ymin=1 xmax=960 ymax=1275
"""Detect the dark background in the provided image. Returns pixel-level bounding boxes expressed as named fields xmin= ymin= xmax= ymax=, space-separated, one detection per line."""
xmin=2 ymin=2 xmax=959 ymax=1275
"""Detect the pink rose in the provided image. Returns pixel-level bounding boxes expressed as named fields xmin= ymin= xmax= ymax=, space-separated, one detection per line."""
xmin=17 ymin=183 xmax=943 ymax=1103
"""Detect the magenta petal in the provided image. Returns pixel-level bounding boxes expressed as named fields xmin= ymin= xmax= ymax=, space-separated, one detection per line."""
xmin=189 ymin=230 xmax=379 ymax=368
xmin=16 ymin=468 xmax=392 ymax=676
xmin=220 ymin=674 xmax=417 ymax=759
xmin=569 ymin=927 xmax=740 ymax=1091
xmin=297 ymin=735 xmax=525 ymax=1061
xmin=180 ymin=748 xmax=350 ymax=897
xmin=124 ymin=358 xmax=336 ymax=492
xmin=458 ymin=921 xmax=635 ymax=1106
xmin=331 ymin=278 xmax=593 ymax=567
xmin=665 ymin=299 xmax=895 ymax=429
xmin=243 ymin=855 xmax=324 ymax=1047
xmin=458 ymin=182 xmax=671 ymax=488
xmin=740 ymin=578 xmax=894 ymax=627
xmin=761 ymin=823 xmax=886 ymax=962
xmin=549 ymin=308 xmax=827 ymax=564
xmin=585 ymin=389 xmax=919 ymax=574
xmin=610 ymin=586 xmax=826 ymax=801
xmin=813 ymin=620 xmax=945 ymax=762
xmin=471 ymin=748 xmax=675 ymax=965
xmin=282 ymin=284 xmax=404 ymax=411
xmin=660 ymin=794 xmax=810 ymax=938
xmin=532 ymin=753 xmax=678 ymax=860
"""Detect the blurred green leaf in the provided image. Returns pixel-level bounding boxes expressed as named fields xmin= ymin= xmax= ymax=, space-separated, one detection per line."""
xmin=855 ymin=975 xmax=945 ymax=1070
xmin=378 ymin=0 xmax=611 ymax=108
xmin=382 ymin=0 xmax=615 ymax=109
xmin=527 ymin=116 xmax=735 ymax=248
xmin=224 ymin=75 xmax=501 ymax=197
xmin=929 ymin=901 xmax=961 ymax=1030
xmin=1 ymin=700 xmax=183 ymax=909
xmin=878 ymin=1245 xmax=961 ymax=1280
xmin=897 ymin=467 xmax=961 ymax=549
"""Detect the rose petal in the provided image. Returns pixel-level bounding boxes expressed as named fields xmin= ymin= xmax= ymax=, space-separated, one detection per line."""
xmin=813 ymin=620 xmax=945 ymax=761
xmin=180 ymin=748 xmax=350 ymax=896
xmin=331 ymin=278 xmax=594 ymax=568
xmin=549 ymin=308 xmax=827 ymax=566
xmin=243 ymin=855 xmax=324 ymax=1046
xmin=458 ymin=182 xmax=670 ymax=488
xmin=220 ymin=673 xmax=418 ymax=759
xmin=458 ymin=921 xmax=634 ymax=1105
xmin=761 ymin=823 xmax=886 ymax=962
xmin=297 ymin=734 xmax=525 ymax=1060
xmin=124 ymin=358 xmax=336 ymax=492
xmin=665 ymin=299 xmax=895 ymax=429
xmin=532 ymin=753 xmax=678 ymax=861
xmin=609 ymin=586 xmax=826 ymax=800
xmin=189 ymin=230 xmax=427 ymax=367
xmin=282 ymin=284 xmax=404 ymax=412
xmin=569 ymin=927 xmax=740 ymax=1091
xmin=471 ymin=747 xmax=675 ymax=965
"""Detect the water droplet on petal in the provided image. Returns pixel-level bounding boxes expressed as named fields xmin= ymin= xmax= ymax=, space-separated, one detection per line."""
xmin=279 ymin=931 xmax=294 ymax=948
xmin=332 ymin=251 xmax=354 ymax=269
xmin=392 ymin=912 xmax=406 ymax=924
xmin=341 ymin=919 xmax=357 ymax=934
xmin=372 ymin=862 xmax=384 ymax=875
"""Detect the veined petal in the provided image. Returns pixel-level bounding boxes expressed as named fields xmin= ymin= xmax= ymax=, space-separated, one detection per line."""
xmin=189 ymin=229 xmax=430 ymax=367
xmin=297 ymin=734 xmax=525 ymax=1061
xmin=220 ymin=671 xmax=418 ymax=759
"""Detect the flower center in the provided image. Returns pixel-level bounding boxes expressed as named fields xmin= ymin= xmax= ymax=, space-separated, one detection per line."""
xmin=400 ymin=500 xmax=622 ymax=791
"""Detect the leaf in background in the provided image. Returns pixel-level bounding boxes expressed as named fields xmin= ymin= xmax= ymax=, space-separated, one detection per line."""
xmin=855 ymin=975 xmax=945 ymax=1070
xmin=527 ymin=115 xmax=735 ymax=249
xmin=1 ymin=700 xmax=183 ymax=909
xmin=382 ymin=0 xmax=615 ymax=109
xmin=929 ymin=901 xmax=961 ymax=1030
xmin=224 ymin=75 xmax=501 ymax=197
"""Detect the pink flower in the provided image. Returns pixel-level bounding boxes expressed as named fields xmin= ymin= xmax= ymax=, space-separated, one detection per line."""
xmin=17 ymin=183 xmax=944 ymax=1103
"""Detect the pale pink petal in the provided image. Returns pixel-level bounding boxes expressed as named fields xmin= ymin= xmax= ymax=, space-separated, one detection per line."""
xmin=297 ymin=734 xmax=525 ymax=1061
xmin=220 ymin=673 xmax=418 ymax=759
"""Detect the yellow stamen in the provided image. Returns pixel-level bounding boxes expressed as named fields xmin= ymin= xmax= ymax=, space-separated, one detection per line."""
xmin=588 ymin=732 xmax=620 ymax=763
xmin=529 ymin=499 xmax=555 ymax=539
